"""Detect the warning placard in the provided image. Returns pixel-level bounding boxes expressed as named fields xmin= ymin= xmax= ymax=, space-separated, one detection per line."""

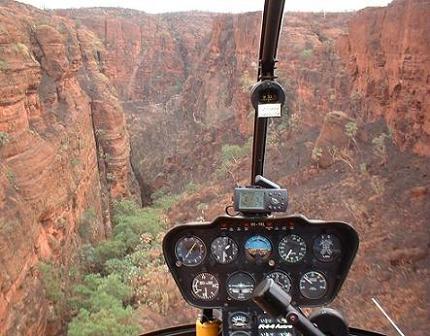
xmin=257 ymin=103 xmax=282 ymax=118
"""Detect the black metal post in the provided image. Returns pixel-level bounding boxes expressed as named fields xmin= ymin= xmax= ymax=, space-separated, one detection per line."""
xmin=251 ymin=0 xmax=286 ymax=184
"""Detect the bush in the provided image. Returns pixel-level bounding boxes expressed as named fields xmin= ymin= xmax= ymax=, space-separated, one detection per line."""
xmin=39 ymin=262 xmax=65 ymax=303
xmin=68 ymin=274 xmax=137 ymax=336
xmin=0 ymin=132 xmax=10 ymax=146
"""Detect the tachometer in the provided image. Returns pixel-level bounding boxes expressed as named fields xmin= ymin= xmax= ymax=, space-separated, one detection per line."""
xmin=211 ymin=236 xmax=238 ymax=264
xmin=191 ymin=273 xmax=219 ymax=300
xmin=313 ymin=234 xmax=341 ymax=262
xmin=278 ymin=234 xmax=306 ymax=263
xmin=227 ymin=272 xmax=255 ymax=301
xmin=175 ymin=236 xmax=206 ymax=266
xmin=245 ymin=235 xmax=272 ymax=262
xmin=267 ymin=271 xmax=292 ymax=293
xmin=299 ymin=271 xmax=327 ymax=299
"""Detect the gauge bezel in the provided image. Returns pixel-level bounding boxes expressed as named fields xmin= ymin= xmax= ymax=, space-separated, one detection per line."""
xmin=175 ymin=235 xmax=207 ymax=267
xmin=299 ymin=270 xmax=328 ymax=300
xmin=244 ymin=234 xmax=273 ymax=262
xmin=191 ymin=272 xmax=220 ymax=301
xmin=313 ymin=233 xmax=342 ymax=263
xmin=226 ymin=271 xmax=256 ymax=301
xmin=267 ymin=270 xmax=292 ymax=293
xmin=278 ymin=233 xmax=307 ymax=264
xmin=211 ymin=235 xmax=239 ymax=264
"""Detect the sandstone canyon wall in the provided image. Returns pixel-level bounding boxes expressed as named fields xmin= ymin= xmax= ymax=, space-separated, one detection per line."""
xmin=0 ymin=0 xmax=428 ymax=335
xmin=0 ymin=2 xmax=139 ymax=334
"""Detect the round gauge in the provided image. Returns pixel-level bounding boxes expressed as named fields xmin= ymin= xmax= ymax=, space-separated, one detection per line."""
xmin=278 ymin=234 xmax=307 ymax=263
xmin=227 ymin=272 xmax=255 ymax=301
xmin=211 ymin=236 xmax=239 ymax=264
xmin=191 ymin=273 xmax=219 ymax=300
xmin=244 ymin=235 xmax=272 ymax=262
xmin=229 ymin=311 xmax=250 ymax=329
xmin=299 ymin=271 xmax=328 ymax=299
xmin=231 ymin=332 xmax=250 ymax=336
xmin=313 ymin=234 xmax=341 ymax=262
xmin=267 ymin=271 xmax=292 ymax=293
xmin=175 ymin=236 xmax=206 ymax=266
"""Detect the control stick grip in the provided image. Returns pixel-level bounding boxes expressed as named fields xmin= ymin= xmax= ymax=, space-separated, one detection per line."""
xmin=253 ymin=279 xmax=327 ymax=336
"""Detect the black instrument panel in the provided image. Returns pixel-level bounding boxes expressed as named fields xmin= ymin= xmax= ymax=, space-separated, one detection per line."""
xmin=163 ymin=215 xmax=359 ymax=309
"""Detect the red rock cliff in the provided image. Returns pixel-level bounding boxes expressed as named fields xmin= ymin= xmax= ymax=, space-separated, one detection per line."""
xmin=0 ymin=2 xmax=139 ymax=335
xmin=337 ymin=0 xmax=430 ymax=156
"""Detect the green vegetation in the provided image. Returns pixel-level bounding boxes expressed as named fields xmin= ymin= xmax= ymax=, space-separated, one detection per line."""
xmin=79 ymin=208 xmax=97 ymax=241
xmin=0 ymin=59 xmax=9 ymax=72
xmin=12 ymin=42 xmax=29 ymax=56
xmin=0 ymin=131 xmax=10 ymax=146
xmin=372 ymin=133 xmax=389 ymax=162
xmin=37 ymin=197 xmax=178 ymax=335
xmin=345 ymin=121 xmax=358 ymax=140
xmin=216 ymin=140 xmax=251 ymax=178
xmin=6 ymin=169 xmax=15 ymax=185
xmin=301 ymin=48 xmax=313 ymax=60
xmin=311 ymin=146 xmax=323 ymax=162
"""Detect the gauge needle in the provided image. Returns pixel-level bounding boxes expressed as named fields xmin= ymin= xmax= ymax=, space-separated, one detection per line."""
xmin=304 ymin=275 xmax=312 ymax=284
xmin=286 ymin=249 xmax=292 ymax=259
xmin=185 ymin=242 xmax=197 ymax=259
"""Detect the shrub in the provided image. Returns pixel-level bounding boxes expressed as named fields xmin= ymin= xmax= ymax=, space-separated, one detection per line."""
xmin=39 ymin=262 xmax=65 ymax=303
xmin=0 ymin=132 xmax=10 ymax=146
xmin=79 ymin=208 xmax=97 ymax=241
xmin=68 ymin=274 xmax=138 ymax=336
xmin=301 ymin=48 xmax=313 ymax=60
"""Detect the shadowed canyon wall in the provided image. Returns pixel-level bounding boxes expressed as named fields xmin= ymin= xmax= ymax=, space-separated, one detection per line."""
xmin=0 ymin=0 xmax=428 ymax=334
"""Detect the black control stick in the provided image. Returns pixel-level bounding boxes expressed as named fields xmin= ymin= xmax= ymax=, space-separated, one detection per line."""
xmin=253 ymin=279 xmax=327 ymax=336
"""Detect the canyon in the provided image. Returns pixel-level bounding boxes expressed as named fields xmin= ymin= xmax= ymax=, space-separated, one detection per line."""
xmin=0 ymin=0 xmax=428 ymax=335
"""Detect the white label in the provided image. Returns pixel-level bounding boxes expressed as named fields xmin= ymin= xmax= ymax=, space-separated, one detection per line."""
xmin=257 ymin=103 xmax=282 ymax=118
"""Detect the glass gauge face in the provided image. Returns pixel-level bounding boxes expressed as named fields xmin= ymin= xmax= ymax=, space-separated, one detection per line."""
xmin=227 ymin=272 xmax=255 ymax=301
xmin=211 ymin=236 xmax=239 ymax=264
xmin=299 ymin=271 xmax=328 ymax=299
xmin=313 ymin=234 xmax=341 ymax=262
xmin=191 ymin=273 xmax=219 ymax=300
xmin=229 ymin=311 xmax=251 ymax=329
xmin=175 ymin=236 xmax=206 ymax=266
xmin=267 ymin=271 xmax=292 ymax=293
xmin=278 ymin=234 xmax=306 ymax=263
xmin=245 ymin=235 xmax=272 ymax=262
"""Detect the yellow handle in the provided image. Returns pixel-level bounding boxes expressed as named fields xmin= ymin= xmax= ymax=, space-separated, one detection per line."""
xmin=195 ymin=318 xmax=221 ymax=336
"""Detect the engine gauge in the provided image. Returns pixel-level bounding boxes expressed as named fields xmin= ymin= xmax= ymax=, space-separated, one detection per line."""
xmin=211 ymin=236 xmax=239 ymax=264
xmin=229 ymin=311 xmax=251 ymax=329
xmin=227 ymin=272 xmax=255 ymax=301
xmin=191 ymin=273 xmax=219 ymax=300
xmin=267 ymin=271 xmax=292 ymax=293
xmin=278 ymin=234 xmax=306 ymax=263
xmin=175 ymin=236 xmax=206 ymax=266
xmin=313 ymin=234 xmax=341 ymax=262
xmin=299 ymin=271 xmax=327 ymax=299
xmin=245 ymin=235 xmax=272 ymax=262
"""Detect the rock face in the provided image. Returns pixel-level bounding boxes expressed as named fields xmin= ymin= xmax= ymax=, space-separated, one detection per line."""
xmin=337 ymin=0 xmax=430 ymax=156
xmin=0 ymin=0 xmax=428 ymax=335
xmin=0 ymin=2 xmax=139 ymax=335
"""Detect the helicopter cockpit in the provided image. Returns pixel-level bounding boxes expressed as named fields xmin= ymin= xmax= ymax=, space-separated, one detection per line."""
xmin=163 ymin=213 xmax=359 ymax=336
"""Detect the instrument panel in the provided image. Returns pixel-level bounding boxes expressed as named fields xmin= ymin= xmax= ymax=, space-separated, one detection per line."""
xmin=163 ymin=215 xmax=359 ymax=309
